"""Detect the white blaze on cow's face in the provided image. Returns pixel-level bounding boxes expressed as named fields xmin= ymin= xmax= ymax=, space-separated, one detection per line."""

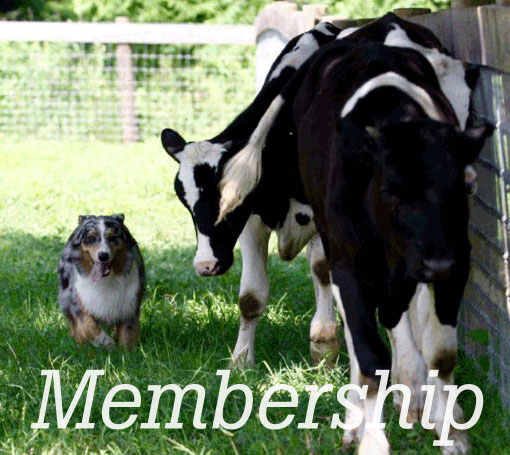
xmin=162 ymin=129 xmax=246 ymax=276
xmin=175 ymin=142 xmax=229 ymax=275
xmin=174 ymin=141 xmax=225 ymax=212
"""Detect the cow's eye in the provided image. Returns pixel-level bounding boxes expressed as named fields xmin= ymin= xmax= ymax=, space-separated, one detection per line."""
xmin=380 ymin=187 xmax=396 ymax=198
xmin=380 ymin=186 xmax=405 ymax=204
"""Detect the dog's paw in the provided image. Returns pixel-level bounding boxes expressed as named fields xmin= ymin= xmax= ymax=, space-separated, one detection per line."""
xmin=92 ymin=332 xmax=115 ymax=350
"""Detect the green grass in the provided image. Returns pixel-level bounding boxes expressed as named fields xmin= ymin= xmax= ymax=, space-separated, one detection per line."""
xmin=0 ymin=138 xmax=508 ymax=454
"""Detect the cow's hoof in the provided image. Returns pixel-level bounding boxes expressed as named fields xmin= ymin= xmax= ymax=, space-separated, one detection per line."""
xmin=393 ymin=395 xmax=423 ymax=424
xmin=341 ymin=428 xmax=358 ymax=448
xmin=358 ymin=430 xmax=390 ymax=455
xmin=441 ymin=430 xmax=470 ymax=455
xmin=310 ymin=338 xmax=340 ymax=367
xmin=229 ymin=352 xmax=255 ymax=370
xmin=406 ymin=406 xmax=422 ymax=424
xmin=310 ymin=321 xmax=339 ymax=367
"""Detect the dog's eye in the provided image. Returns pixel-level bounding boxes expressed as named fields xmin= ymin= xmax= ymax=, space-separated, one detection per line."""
xmin=84 ymin=235 xmax=97 ymax=244
xmin=108 ymin=236 xmax=120 ymax=245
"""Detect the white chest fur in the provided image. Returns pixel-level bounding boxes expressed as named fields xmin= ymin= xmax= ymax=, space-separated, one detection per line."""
xmin=74 ymin=263 xmax=140 ymax=323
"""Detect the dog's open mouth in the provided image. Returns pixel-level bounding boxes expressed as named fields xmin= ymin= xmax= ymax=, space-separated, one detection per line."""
xmin=90 ymin=261 xmax=111 ymax=282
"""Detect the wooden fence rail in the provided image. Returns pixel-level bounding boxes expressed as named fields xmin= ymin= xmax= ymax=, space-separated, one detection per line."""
xmin=0 ymin=20 xmax=255 ymax=45
xmin=0 ymin=20 xmax=255 ymax=143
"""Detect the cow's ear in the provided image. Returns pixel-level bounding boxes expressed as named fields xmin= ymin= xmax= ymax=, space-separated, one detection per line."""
xmin=456 ymin=122 xmax=494 ymax=164
xmin=365 ymin=126 xmax=382 ymax=146
xmin=161 ymin=128 xmax=186 ymax=162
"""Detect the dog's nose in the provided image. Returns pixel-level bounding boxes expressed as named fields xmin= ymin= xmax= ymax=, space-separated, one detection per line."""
xmin=98 ymin=252 xmax=110 ymax=262
xmin=195 ymin=261 xmax=218 ymax=276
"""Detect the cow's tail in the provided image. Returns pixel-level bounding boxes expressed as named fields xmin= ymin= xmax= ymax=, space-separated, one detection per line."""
xmin=216 ymin=63 xmax=313 ymax=225
xmin=217 ymin=94 xmax=285 ymax=224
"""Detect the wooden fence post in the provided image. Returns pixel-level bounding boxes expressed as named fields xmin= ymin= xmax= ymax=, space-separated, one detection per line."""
xmin=116 ymin=16 xmax=138 ymax=144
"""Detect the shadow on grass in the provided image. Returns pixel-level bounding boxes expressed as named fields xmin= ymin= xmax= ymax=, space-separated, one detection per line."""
xmin=1 ymin=230 xmax=509 ymax=455
xmin=0 ymin=229 xmax=316 ymax=369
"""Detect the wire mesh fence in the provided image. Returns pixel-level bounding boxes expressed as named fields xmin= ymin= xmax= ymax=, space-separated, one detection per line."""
xmin=459 ymin=66 xmax=510 ymax=409
xmin=0 ymin=24 xmax=256 ymax=142
xmin=1 ymin=18 xmax=509 ymax=409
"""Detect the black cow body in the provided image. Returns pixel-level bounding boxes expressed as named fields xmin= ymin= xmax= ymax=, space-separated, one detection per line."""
xmin=161 ymin=13 xmax=483 ymax=376
xmin=293 ymin=40 xmax=492 ymax=454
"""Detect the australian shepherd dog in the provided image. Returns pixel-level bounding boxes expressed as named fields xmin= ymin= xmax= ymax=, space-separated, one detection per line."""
xmin=58 ymin=214 xmax=145 ymax=350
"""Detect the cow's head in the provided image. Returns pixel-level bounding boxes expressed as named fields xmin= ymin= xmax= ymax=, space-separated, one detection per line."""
xmin=365 ymin=119 xmax=493 ymax=282
xmin=161 ymin=129 xmax=253 ymax=276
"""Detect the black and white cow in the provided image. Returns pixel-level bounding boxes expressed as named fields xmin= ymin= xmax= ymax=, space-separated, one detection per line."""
xmin=162 ymin=22 xmax=343 ymax=368
xmin=293 ymin=39 xmax=492 ymax=454
xmin=162 ymin=13 xmax=481 ymax=370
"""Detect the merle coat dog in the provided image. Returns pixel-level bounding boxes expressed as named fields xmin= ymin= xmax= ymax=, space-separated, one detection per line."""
xmin=58 ymin=214 xmax=145 ymax=350
xmin=293 ymin=39 xmax=493 ymax=454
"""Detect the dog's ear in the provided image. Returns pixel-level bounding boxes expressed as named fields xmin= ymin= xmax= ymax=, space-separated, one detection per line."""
xmin=78 ymin=215 xmax=92 ymax=225
xmin=71 ymin=224 xmax=86 ymax=247
xmin=111 ymin=213 xmax=125 ymax=224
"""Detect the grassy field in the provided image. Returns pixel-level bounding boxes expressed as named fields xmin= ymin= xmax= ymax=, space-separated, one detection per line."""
xmin=0 ymin=138 xmax=508 ymax=455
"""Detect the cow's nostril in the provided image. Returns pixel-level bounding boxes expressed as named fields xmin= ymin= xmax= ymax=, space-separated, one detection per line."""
xmin=195 ymin=260 xmax=218 ymax=276
xmin=423 ymin=258 xmax=454 ymax=272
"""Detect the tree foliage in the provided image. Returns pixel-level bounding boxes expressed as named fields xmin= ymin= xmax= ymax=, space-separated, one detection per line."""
xmin=2 ymin=0 xmax=450 ymax=23
xmin=1 ymin=0 xmax=272 ymax=23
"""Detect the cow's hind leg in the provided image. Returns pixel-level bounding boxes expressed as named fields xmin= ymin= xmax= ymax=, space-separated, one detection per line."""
xmin=307 ymin=235 xmax=339 ymax=366
xmin=411 ymin=284 xmax=470 ymax=455
xmin=231 ymin=215 xmax=271 ymax=368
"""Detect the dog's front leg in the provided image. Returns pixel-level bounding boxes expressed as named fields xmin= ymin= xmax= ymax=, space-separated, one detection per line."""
xmin=72 ymin=310 xmax=114 ymax=349
xmin=115 ymin=318 xmax=140 ymax=350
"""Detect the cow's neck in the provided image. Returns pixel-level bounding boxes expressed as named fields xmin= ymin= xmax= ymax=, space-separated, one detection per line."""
xmin=211 ymin=79 xmax=284 ymax=145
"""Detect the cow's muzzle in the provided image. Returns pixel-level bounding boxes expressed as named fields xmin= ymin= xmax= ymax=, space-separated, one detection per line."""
xmin=194 ymin=259 xmax=232 ymax=277
xmin=420 ymin=258 xmax=455 ymax=281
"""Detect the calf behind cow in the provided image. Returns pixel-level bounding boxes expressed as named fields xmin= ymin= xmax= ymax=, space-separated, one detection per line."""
xmin=294 ymin=40 xmax=492 ymax=454
xmin=162 ymin=22 xmax=343 ymax=367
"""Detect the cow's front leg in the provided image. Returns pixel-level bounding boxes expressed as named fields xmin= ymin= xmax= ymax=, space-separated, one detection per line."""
xmin=331 ymin=268 xmax=391 ymax=455
xmin=387 ymin=304 xmax=427 ymax=423
xmin=307 ymin=235 xmax=339 ymax=366
xmin=231 ymin=214 xmax=271 ymax=369
xmin=411 ymin=284 xmax=470 ymax=455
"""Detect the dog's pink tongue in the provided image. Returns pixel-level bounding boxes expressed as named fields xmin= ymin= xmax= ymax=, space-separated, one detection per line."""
xmin=90 ymin=262 xmax=107 ymax=282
